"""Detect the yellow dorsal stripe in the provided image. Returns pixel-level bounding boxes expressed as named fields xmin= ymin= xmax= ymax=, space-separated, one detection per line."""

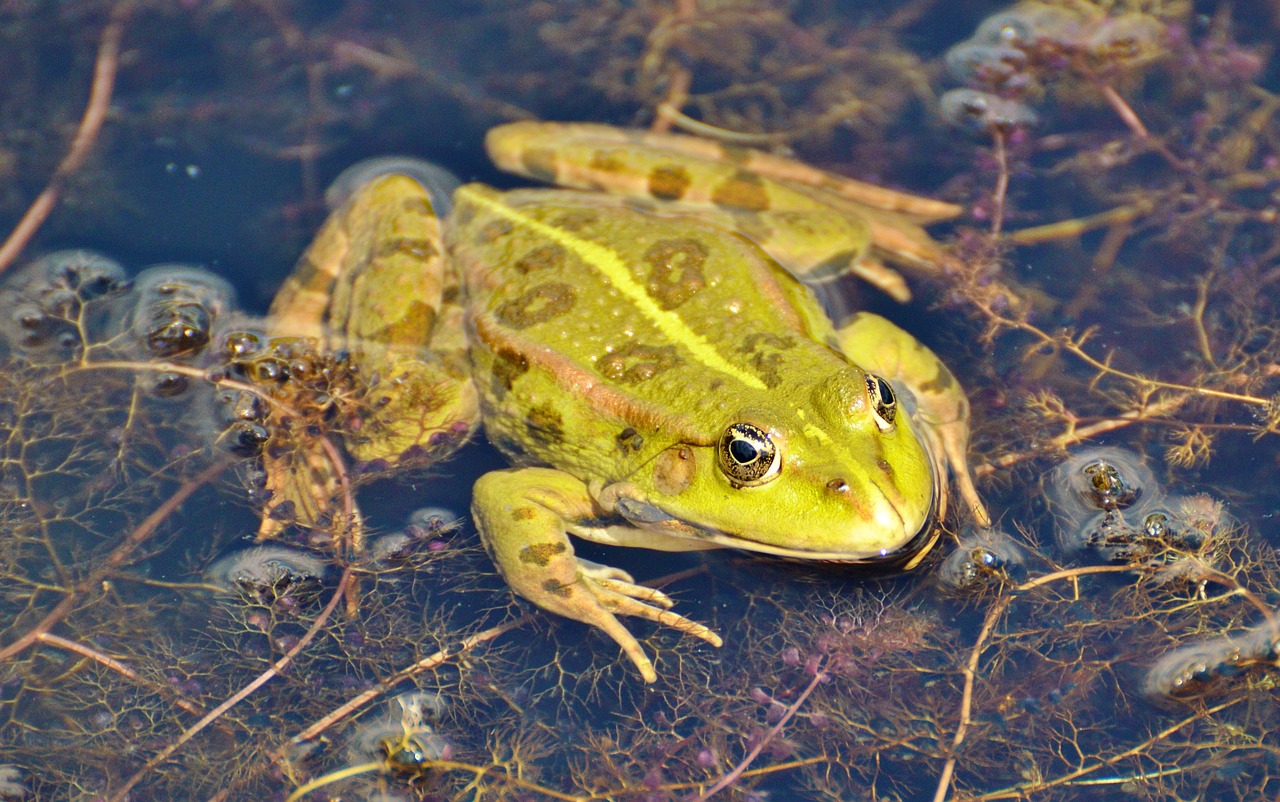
xmin=462 ymin=187 xmax=767 ymax=390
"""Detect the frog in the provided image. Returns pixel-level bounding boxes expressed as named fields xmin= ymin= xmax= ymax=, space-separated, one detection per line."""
xmin=265 ymin=121 xmax=989 ymax=682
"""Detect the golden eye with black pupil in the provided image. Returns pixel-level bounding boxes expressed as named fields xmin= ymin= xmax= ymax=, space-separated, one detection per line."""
xmin=718 ymin=422 xmax=780 ymax=487
xmin=866 ymin=373 xmax=897 ymax=430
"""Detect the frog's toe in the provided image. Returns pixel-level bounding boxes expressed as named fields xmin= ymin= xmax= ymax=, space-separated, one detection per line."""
xmin=568 ymin=566 xmax=723 ymax=682
xmin=574 ymin=600 xmax=660 ymax=684
xmin=598 ymin=586 xmax=723 ymax=649
xmin=591 ymin=573 xmax=676 ymax=610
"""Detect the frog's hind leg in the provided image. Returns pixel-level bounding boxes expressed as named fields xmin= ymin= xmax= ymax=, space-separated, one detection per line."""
xmin=833 ymin=312 xmax=990 ymax=528
xmin=260 ymin=170 xmax=480 ymax=541
xmin=472 ymin=467 xmax=722 ymax=683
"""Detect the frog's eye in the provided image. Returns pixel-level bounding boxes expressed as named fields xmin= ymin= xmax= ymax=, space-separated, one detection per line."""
xmin=866 ymin=374 xmax=897 ymax=431
xmin=718 ymin=422 xmax=780 ymax=488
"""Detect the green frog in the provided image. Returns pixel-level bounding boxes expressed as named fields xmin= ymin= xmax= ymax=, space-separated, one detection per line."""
xmin=266 ymin=121 xmax=988 ymax=682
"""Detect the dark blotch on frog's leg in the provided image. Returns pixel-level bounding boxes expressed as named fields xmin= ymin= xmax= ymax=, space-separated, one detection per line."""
xmin=731 ymin=211 xmax=775 ymax=246
xmin=711 ymin=169 xmax=771 ymax=212
xmin=542 ymin=579 xmax=574 ymax=598
xmin=721 ymin=145 xmax=754 ymax=165
xmin=648 ymin=164 xmax=692 ymax=201
xmin=590 ymin=149 xmax=627 ymax=173
xmin=512 ymin=507 xmax=538 ymax=521
xmin=520 ymin=541 xmax=567 ymax=566
xmin=494 ymin=282 xmax=576 ymax=329
xmin=521 ymin=147 xmax=560 ymax=183
xmin=401 ymin=196 xmax=436 ymax=216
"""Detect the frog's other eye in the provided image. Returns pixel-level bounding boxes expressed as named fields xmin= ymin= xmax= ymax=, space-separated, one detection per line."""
xmin=718 ymin=422 xmax=780 ymax=488
xmin=865 ymin=374 xmax=897 ymax=431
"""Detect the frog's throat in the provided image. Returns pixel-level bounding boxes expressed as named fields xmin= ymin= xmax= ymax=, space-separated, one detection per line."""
xmin=604 ymin=488 xmax=941 ymax=572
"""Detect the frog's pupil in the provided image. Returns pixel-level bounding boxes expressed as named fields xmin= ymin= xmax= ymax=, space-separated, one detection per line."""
xmin=875 ymin=377 xmax=895 ymax=406
xmin=729 ymin=438 xmax=758 ymax=464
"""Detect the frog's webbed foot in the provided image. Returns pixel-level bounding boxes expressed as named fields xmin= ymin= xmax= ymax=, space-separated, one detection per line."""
xmin=474 ymin=468 xmax=722 ymax=683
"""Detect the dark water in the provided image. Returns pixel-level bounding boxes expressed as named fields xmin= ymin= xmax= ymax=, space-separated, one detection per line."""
xmin=1 ymin=2 xmax=1279 ymax=800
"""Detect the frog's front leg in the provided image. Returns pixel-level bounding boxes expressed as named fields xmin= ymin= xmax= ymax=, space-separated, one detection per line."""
xmin=834 ymin=312 xmax=990 ymax=528
xmin=472 ymin=467 xmax=721 ymax=683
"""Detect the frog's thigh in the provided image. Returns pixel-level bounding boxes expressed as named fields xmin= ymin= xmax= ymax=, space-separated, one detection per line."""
xmin=833 ymin=312 xmax=989 ymax=527
xmin=472 ymin=467 xmax=721 ymax=683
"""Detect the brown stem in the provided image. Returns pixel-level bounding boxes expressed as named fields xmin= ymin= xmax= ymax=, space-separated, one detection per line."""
xmin=989 ymin=128 xmax=1009 ymax=238
xmin=35 ymin=632 xmax=205 ymax=717
xmin=0 ymin=1 xmax=132 ymax=274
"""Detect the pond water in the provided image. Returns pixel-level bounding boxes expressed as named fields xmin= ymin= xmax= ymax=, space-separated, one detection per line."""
xmin=1 ymin=2 xmax=1279 ymax=800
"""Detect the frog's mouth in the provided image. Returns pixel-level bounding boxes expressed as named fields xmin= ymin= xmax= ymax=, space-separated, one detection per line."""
xmin=612 ymin=492 xmax=941 ymax=572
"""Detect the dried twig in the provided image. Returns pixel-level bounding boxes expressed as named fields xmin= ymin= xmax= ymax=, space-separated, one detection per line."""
xmin=0 ymin=1 xmax=132 ymax=274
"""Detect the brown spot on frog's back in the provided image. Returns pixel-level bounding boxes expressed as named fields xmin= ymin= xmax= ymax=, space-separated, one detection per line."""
xmin=648 ymin=164 xmax=693 ymax=201
xmin=476 ymin=219 xmax=513 ymax=245
xmin=738 ymin=332 xmax=795 ymax=383
xmin=490 ymin=346 xmax=530 ymax=396
xmin=494 ymin=282 xmax=576 ymax=329
xmin=711 ymin=169 xmax=771 ymax=212
xmin=513 ymin=244 xmax=566 ymax=274
xmin=597 ymin=343 xmax=680 ymax=384
xmin=616 ymin=427 xmax=645 ymax=453
xmin=644 ymin=238 xmax=707 ymax=309
xmin=552 ymin=208 xmax=600 ymax=231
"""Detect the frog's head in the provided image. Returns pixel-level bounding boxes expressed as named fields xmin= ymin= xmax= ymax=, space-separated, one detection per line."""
xmin=618 ymin=367 xmax=939 ymax=570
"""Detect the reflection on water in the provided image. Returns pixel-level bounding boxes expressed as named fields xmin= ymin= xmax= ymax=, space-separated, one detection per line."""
xmin=2 ymin=1 xmax=1280 ymax=800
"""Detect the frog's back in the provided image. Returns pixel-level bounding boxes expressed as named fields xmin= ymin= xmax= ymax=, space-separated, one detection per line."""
xmin=447 ymin=185 xmax=843 ymax=474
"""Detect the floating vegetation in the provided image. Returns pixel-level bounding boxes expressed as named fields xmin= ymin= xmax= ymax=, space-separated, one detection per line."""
xmin=937 ymin=526 xmax=1031 ymax=596
xmin=205 ymin=545 xmax=330 ymax=602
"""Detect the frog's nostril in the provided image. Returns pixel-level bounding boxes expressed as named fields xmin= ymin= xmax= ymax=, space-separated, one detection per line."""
xmin=826 ymin=478 xmax=850 ymax=494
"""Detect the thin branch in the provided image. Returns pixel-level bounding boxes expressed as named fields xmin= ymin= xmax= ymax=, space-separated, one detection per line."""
xmin=0 ymin=1 xmax=132 ymax=274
